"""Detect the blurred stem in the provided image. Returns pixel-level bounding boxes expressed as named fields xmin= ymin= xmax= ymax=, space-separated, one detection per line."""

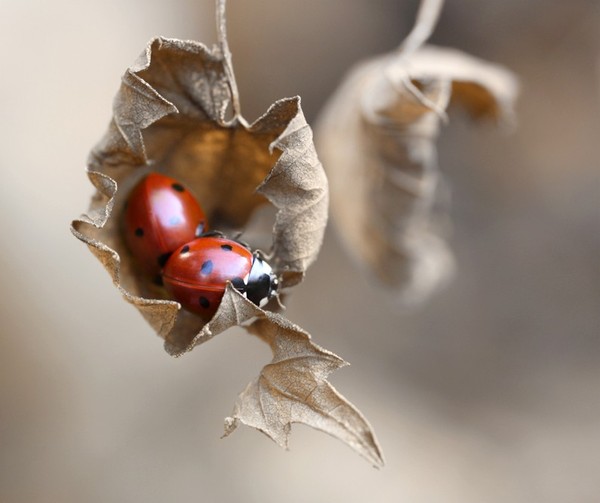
xmin=387 ymin=0 xmax=448 ymax=121
xmin=397 ymin=0 xmax=444 ymax=56
xmin=216 ymin=0 xmax=241 ymax=119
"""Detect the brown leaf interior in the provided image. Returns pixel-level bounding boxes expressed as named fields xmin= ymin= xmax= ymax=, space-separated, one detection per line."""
xmin=142 ymin=120 xmax=281 ymax=230
xmin=450 ymin=80 xmax=503 ymax=121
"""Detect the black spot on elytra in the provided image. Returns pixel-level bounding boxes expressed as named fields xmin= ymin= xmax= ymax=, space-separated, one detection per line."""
xmin=135 ymin=227 xmax=144 ymax=237
xmin=171 ymin=183 xmax=185 ymax=192
xmin=221 ymin=244 xmax=233 ymax=251
xmin=199 ymin=296 xmax=210 ymax=309
xmin=180 ymin=245 xmax=190 ymax=254
xmin=200 ymin=260 xmax=213 ymax=275
xmin=157 ymin=252 xmax=171 ymax=268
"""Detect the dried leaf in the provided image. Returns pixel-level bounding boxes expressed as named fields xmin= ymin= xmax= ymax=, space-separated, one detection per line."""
xmin=71 ymin=36 xmax=328 ymax=354
xmin=316 ymin=0 xmax=518 ymax=304
xmin=70 ymin=4 xmax=382 ymax=467
xmin=224 ymin=310 xmax=384 ymax=468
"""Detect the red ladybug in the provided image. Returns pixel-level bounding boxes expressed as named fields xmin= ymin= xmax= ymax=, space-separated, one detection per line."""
xmin=162 ymin=236 xmax=279 ymax=320
xmin=123 ymin=173 xmax=208 ymax=278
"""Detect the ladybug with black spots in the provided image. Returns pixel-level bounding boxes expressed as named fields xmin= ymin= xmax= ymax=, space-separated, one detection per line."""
xmin=123 ymin=172 xmax=208 ymax=279
xmin=162 ymin=236 xmax=279 ymax=321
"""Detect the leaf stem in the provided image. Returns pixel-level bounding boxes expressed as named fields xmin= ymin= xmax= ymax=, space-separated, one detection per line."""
xmin=387 ymin=0 xmax=448 ymax=121
xmin=397 ymin=0 xmax=444 ymax=57
xmin=216 ymin=0 xmax=242 ymax=119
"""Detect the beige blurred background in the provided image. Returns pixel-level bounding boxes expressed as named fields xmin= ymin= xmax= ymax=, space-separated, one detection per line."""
xmin=1 ymin=1 xmax=598 ymax=502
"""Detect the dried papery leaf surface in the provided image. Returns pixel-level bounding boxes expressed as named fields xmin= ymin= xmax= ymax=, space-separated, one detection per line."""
xmin=224 ymin=308 xmax=384 ymax=468
xmin=316 ymin=4 xmax=518 ymax=305
xmin=70 ymin=29 xmax=382 ymax=466
xmin=71 ymin=37 xmax=328 ymax=354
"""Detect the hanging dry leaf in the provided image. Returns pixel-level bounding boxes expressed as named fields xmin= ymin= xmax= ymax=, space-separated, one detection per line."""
xmin=224 ymin=304 xmax=384 ymax=468
xmin=316 ymin=0 xmax=518 ymax=305
xmin=71 ymin=35 xmax=328 ymax=354
xmin=70 ymin=1 xmax=382 ymax=467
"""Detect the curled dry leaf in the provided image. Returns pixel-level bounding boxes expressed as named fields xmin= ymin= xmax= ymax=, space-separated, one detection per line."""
xmin=316 ymin=2 xmax=518 ymax=305
xmin=71 ymin=36 xmax=328 ymax=354
xmin=70 ymin=26 xmax=382 ymax=465
xmin=224 ymin=301 xmax=384 ymax=468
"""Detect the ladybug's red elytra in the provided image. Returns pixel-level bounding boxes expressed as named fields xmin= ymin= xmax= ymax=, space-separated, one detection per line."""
xmin=162 ymin=236 xmax=279 ymax=320
xmin=123 ymin=173 xmax=208 ymax=277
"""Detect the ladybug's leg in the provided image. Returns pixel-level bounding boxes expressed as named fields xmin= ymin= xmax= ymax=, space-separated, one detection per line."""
xmin=196 ymin=229 xmax=226 ymax=239
xmin=194 ymin=222 xmax=208 ymax=237
xmin=273 ymin=292 xmax=286 ymax=310
xmin=253 ymin=248 xmax=276 ymax=261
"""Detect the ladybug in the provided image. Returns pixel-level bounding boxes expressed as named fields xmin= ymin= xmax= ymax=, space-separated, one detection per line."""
xmin=162 ymin=236 xmax=279 ymax=320
xmin=123 ymin=172 xmax=208 ymax=278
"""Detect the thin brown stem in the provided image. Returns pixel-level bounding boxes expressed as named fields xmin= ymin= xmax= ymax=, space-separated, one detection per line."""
xmin=216 ymin=0 xmax=241 ymax=119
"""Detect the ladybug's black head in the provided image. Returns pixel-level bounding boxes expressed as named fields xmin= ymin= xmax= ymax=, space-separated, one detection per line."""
xmin=245 ymin=254 xmax=278 ymax=307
